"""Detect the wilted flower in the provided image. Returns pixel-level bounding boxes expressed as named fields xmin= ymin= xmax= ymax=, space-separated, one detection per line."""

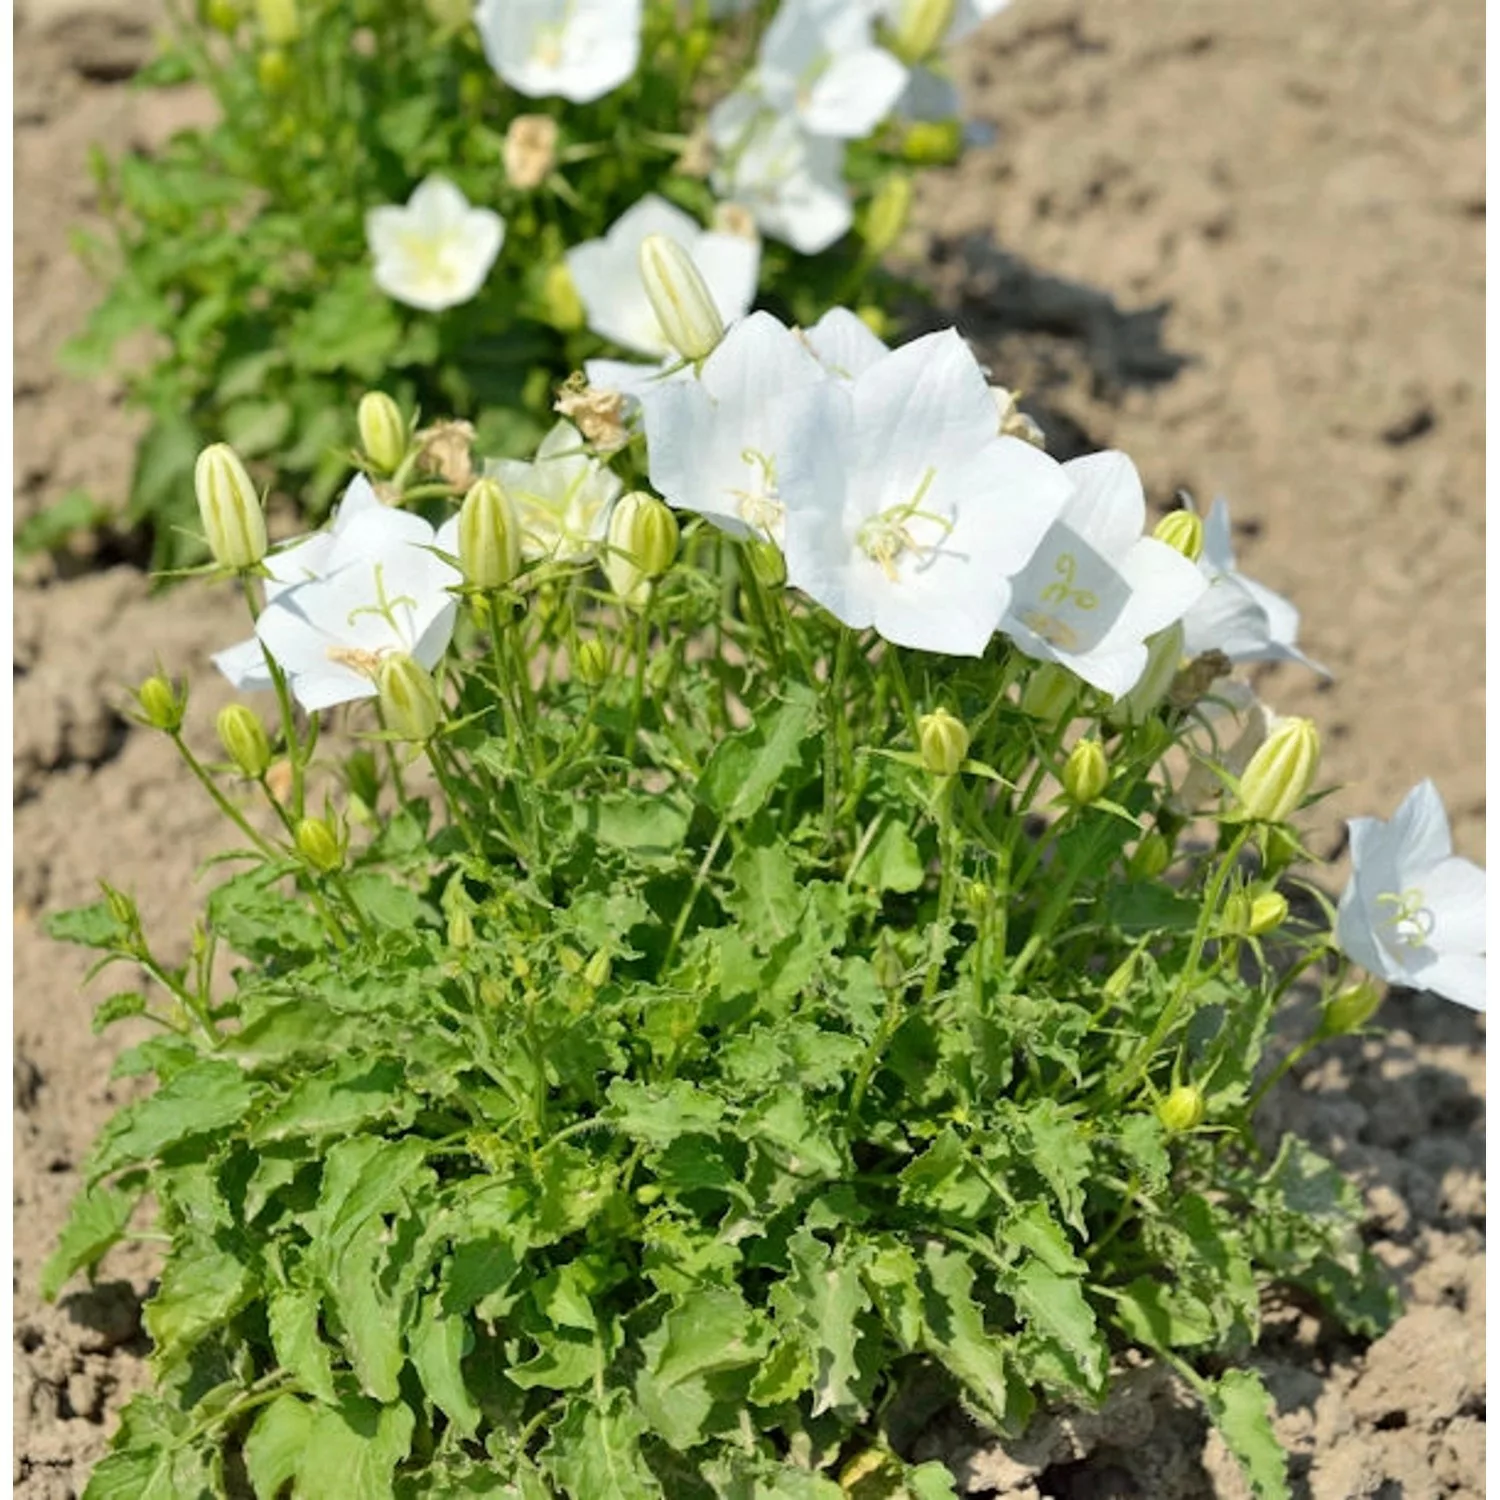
xmin=991 ymin=385 xmax=1046 ymax=448
xmin=553 ymin=376 xmax=630 ymax=455
xmin=502 ymin=113 xmax=559 ymax=190
xmin=413 ymin=419 xmax=478 ymax=490
xmin=365 ymin=176 xmax=505 ymax=313
xmin=475 ymin=0 xmax=641 ymax=103
xmin=485 ymin=419 xmax=623 ymax=564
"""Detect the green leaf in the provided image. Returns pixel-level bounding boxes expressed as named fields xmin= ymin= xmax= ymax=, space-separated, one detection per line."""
xmin=344 ymin=871 xmax=439 ymax=930
xmin=41 ymin=1174 xmax=146 ymax=1300
xmin=1005 ymin=1258 xmax=1106 ymax=1392
xmin=267 ymin=1284 xmax=338 ymax=1404
xmin=221 ymin=397 xmax=293 ymax=458
xmin=771 ymin=1231 xmax=873 ymax=1420
xmin=649 ymin=1286 xmax=769 ymax=1387
xmin=544 ymin=1393 xmax=663 ymax=1500
xmin=575 ymin=791 xmax=692 ymax=861
xmin=409 ymin=1302 xmax=482 ymax=1438
xmin=297 ymin=1397 xmax=416 ymax=1500
xmin=251 ymin=1056 xmax=409 ymax=1144
xmin=92 ymin=991 xmax=149 ymax=1034
xmin=244 ymin=1394 xmax=315 ymax=1500
xmin=698 ymin=684 xmax=818 ymax=822
xmin=14 ymin=488 xmax=111 ymax=558
xmin=332 ymin=1215 xmax=411 ymax=1403
xmin=603 ymin=1078 xmax=724 ymax=1147
xmin=852 ymin=818 xmax=926 ymax=894
xmin=1204 ymin=1368 xmax=1290 ymax=1500
xmin=44 ymin=897 xmax=130 ymax=950
xmin=207 ymin=868 xmax=326 ymax=963
xmin=286 ymin=271 xmax=402 ymax=379
xmin=143 ymin=1235 xmax=256 ymax=1366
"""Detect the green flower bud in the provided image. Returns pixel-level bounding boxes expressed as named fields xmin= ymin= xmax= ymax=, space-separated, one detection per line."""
xmin=1221 ymin=887 xmax=1289 ymax=937
xmin=746 ymin=537 xmax=787 ymax=588
xmin=1062 ymin=739 xmax=1109 ymax=806
xmin=1237 ymin=717 xmax=1320 ymax=823
xmin=195 ymin=443 xmax=267 ymax=570
xmin=1157 ymin=1084 xmax=1206 ymax=1133
xmin=204 ymin=0 xmax=242 ymax=32
xmin=447 ymin=906 xmax=475 ymax=950
xmin=605 ymin=491 xmax=679 ymax=608
xmin=899 ymin=119 xmax=962 ymax=166
xmin=1152 ymin=509 xmax=1204 ymax=562
xmin=1115 ymin=622 xmax=1185 ymax=726
xmin=1020 ymin=662 xmax=1078 ymax=725
xmin=294 ymin=815 xmax=343 ymax=874
xmin=103 ymin=883 xmax=140 ymax=932
xmin=458 ymin=477 xmax=521 ymax=591
xmin=256 ymin=46 xmax=290 ymax=91
xmin=891 ymin=0 xmax=956 ymax=60
xmin=377 ymin=653 xmax=442 ymax=743
xmin=1127 ymin=830 xmax=1172 ymax=880
xmin=583 ymin=950 xmax=612 ymax=989
xmin=1323 ymin=978 xmax=1383 ymax=1036
xmin=357 ymin=392 xmax=407 ymax=476
xmin=873 ymin=934 xmax=905 ymax=994
xmin=256 ymin=0 xmax=299 ymax=44
xmin=638 ymin=234 xmax=725 ymax=362
xmin=542 ymin=261 xmax=585 ymax=331
xmin=863 ymin=175 xmax=913 ymax=255
xmin=917 ymin=708 xmax=969 ymax=777
xmin=216 ymin=704 xmax=271 ymax=779
xmin=1102 ymin=951 xmax=1138 ymax=1003
xmin=575 ymin=638 xmax=609 ymax=687
xmin=634 ymin=1183 xmax=662 ymax=1206
xmin=136 ymin=674 xmax=185 ymax=734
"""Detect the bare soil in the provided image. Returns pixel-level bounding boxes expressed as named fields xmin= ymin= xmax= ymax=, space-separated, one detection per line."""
xmin=12 ymin=0 xmax=1483 ymax=1495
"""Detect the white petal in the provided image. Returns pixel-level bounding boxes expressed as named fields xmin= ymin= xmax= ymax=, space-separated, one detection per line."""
xmin=1335 ymin=874 xmax=1399 ymax=984
xmin=801 ymin=47 xmax=909 ymax=138
xmin=408 ymin=175 xmax=471 ymax=231
xmin=1422 ymin=855 xmax=1487 ymax=954
xmin=1409 ymin=950 xmax=1487 ymax=1011
xmin=1108 ymin=536 xmax=1210 ymax=642
xmin=1386 ymin=779 xmax=1455 ymax=874
xmin=213 ymin=636 xmax=275 ymax=693
xmin=1059 ymin=451 xmax=1146 ymax=558
xmin=691 ymin=232 xmax=761 ymax=324
xmin=801 ymin=307 xmax=889 ymax=380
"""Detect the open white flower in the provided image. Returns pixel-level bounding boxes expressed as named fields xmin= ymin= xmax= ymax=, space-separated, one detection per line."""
xmin=254 ymin=508 xmax=462 ymax=712
xmin=1336 ymin=781 xmax=1486 ymax=1012
xmin=999 ymin=452 xmax=1208 ymax=697
xmin=1181 ymin=497 xmax=1328 ymax=673
xmin=641 ymin=312 xmax=828 ymax=545
xmin=799 ymin=307 xmax=889 ymax=381
xmin=484 ymin=419 xmax=623 ymax=564
xmin=566 ymin=195 xmax=759 ymax=359
xmin=366 ymin=176 xmax=505 ymax=312
xmin=709 ymin=96 xmax=852 ymax=254
xmin=778 ymin=328 xmax=1071 ymax=654
xmin=475 ymin=0 xmax=641 ymax=103
xmin=213 ymin=476 xmax=383 ymax=694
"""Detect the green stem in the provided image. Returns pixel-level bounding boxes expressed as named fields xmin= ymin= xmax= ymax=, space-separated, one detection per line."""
xmin=847 ymin=984 xmax=906 ymax=1126
xmin=1246 ymin=1028 xmax=1328 ymax=1116
xmin=426 ymin=740 xmax=485 ymax=855
xmin=626 ymin=598 xmax=652 ymax=759
xmin=661 ymin=821 xmax=728 ymax=977
xmin=922 ymin=781 xmax=961 ymax=1002
xmin=170 ymin=734 xmax=280 ymax=860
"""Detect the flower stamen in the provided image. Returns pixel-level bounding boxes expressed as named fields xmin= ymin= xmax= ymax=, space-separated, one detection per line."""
xmin=1376 ymin=887 xmax=1436 ymax=950
xmin=854 ymin=467 xmax=950 ymax=581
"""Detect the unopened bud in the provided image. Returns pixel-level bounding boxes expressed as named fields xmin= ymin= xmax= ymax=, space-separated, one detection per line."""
xmin=204 ymin=0 xmax=242 ymax=31
xmin=1127 ymin=830 xmax=1172 ymax=880
xmin=136 ymin=674 xmax=185 ymax=734
xmin=1020 ymin=662 xmax=1077 ymax=725
xmin=899 ymin=119 xmax=962 ymax=166
xmin=357 ymin=392 xmax=407 ymax=476
xmin=1102 ymin=951 xmax=1138 ymax=1002
xmin=605 ymin=491 xmax=678 ymax=607
xmin=103 ymin=884 xmax=139 ymax=932
xmin=583 ymin=950 xmax=612 ymax=989
xmin=503 ymin=114 xmax=558 ymax=190
xmin=1153 ymin=509 xmax=1204 ymax=563
xmin=917 ymin=708 xmax=969 ymax=777
xmin=873 ymin=934 xmax=904 ymax=993
xmin=638 ymin=234 xmax=725 ymax=362
xmin=458 ymin=477 xmax=521 ymax=591
xmin=257 ymin=46 xmax=290 ymax=91
xmin=891 ymin=0 xmax=957 ymax=61
xmin=1157 ymin=1085 xmax=1205 ymax=1133
xmin=195 ymin=443 xmax=267 ymax=570
xmin=863 ymin=175 xmax=913 ymax=255
xmin=256 ymin=0 xmax=298 ymax=43
xmin=574 ymin=638 xmax=609 ymax=687
xmin=377 ymin=654 xmax=442 ymax=743
xmin=1323 ymin=978 xmax=1383 ymax=1036
xmin=216 ymin=704 xmax=271 ymax=779
xmin=1116 ymin=622 xmax=1185 ymax=726
xmin=1237 ymin=717 xmax=1320 ymax=823
xmin=447 ymin=906 xmax=475 ymax=950
xmin=1062 ymin=739 xmax=1109 ymax=805
xmin=1221 ymin=887 xmax=1289 ymax=937
xmin=294 ymin=816 xmax=343 ymax=874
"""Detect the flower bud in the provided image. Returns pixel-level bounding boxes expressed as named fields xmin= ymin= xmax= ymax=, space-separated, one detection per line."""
xmin=447 ymin=906 xmax=475 ymax=950
xmin=1102 ymin=951 xmax=1138 ymax=1003
xmin=256 ymin=0 xmax=299 ymax=43
xmin=1115 ymin=622 xmax=1185 ymax=726
xmin=204 ymin=0 xmax=242 ymax=31
xmin=257 ymin=47 xmax=290 ymax=91
xmin=605 ymin=491 xmax=679 ymax=608
xmin=103 ymin=884 xmax=140 ymax=932
xmin=1157 ymin=1085 xmax=1206 ymax=1133
xmin=294 ymin=815 xmax=343 ymax=874
xmin=917 ymin=708 xmax=969 ymax=777
xmin=583 ymin=949 xmax=612 ymax=989
xmin=899 ymin=119 xmax=962 ymax=166
xmin=863 ymin=175 xmax=913 ymax=255
xmin=873 ymin=933 xmax=905 ymax=993
xmin=136 ymin=674 xmax=185 ymax=734
xmin=1236 ymin=716 xmax=1320 ymax=823
xmin=1322 ymin=978 xmax=1383 ymax=1036
xmin=542 ymin=261 xmax=585 ymax=331
xmin=1153 ymin=509 xmax=1204 ymax=563
xmin=1127 ymin=830 xmax=1172 ymax=880
xmin=216 ymin=704 xmax=272 ymax=779
xmin=891 ymin=0 xmax=957 ymax=61
xmin=195 ymin=443 xmax=267 ymax=569
xmin=1221 ymin=887 xmax=1289 ymax=937
xmin=574 ymin=638 xmax=609 ymax=687
xmin=503 ymin=114 xmax=558 ymax=190
xmin=1020 ymin=662 xmax=1077 ymax=726
xmin=638 ymin=234 xmax=725 ymax=362
xmin=458 ymin=477 xmax=521 ymax=591
xmin=1062 ymin=739 xmax=1109 ymax=806
xmin=357 ymin=392 xmax=407 ymax=476
xmin=377 ymin=653 xmax=442 ymax=743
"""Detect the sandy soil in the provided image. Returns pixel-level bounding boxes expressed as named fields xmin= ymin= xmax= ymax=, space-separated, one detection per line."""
xmin=12 ymin=0 xmax=1484 ymax=1494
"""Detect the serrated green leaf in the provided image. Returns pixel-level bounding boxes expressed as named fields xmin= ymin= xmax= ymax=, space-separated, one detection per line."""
xmin=267 ymin=1284 xmax=338 ymax=1404
xmin=409 ymin=1302 xmax=482 ymax=1437
xmin=297 ymin=1397 xmax=416 ymax=1500
xmin=207 ymin=869 xmax=326 ymax=963
xmin=649 ymin=1286 xmax=769 ymax=1387
xmin=251 ymin=1056 xmax=409 ymax=1144
xmin=143 ymin=1235 xmax=256 ymax=1367
xmin=575 ymin=791 xmax=691 ymax=861
xmin=244 ymin=1393 xmax=315 ymax=1500
xmin=698 ymin=684 xmax=817 ymax=822
xmin=41 ymin=1174 xmax=146 ymax=1301
xmin=544 ymin=1394 xmax=662 ymax=1500
xmin=772 ymin=1231 xmax=872 ymax=1420
xmin=508 ymin=1327 xmax=599 ymax=1391
xmin=44 ymin=897 xmax=130 ymax=950
xmin=92 ymin=991 xmax=149 ymax=1034
xmin=1204 ymin=1368 xmax=1290 ymax=1500
xmin=1005 ymin=1257 xmax=1106 ymax=1391
xmin=604 ymin=1078 xmax=724 ymax=1147
xmin=852 ymin=818 xmax=926 ymax=894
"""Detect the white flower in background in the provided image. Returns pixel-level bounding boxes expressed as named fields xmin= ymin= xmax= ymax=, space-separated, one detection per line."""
xmin=799 ymin=306 xmax=889 ymax=380
xmin=876 ymin=0 xmax=1015 ymax=55
xmin=745 ymin=0 xmax=907 ymax=140
xmin=566 ymin=196 xmax=759 ymax=359
xmin=253 ymin=508 xmax=462 ymax=712
xmin=214 ymin=476 xmax=383 ymax=693
xmin=642 ymin=311 xmax=828 ymax=545
xmin=709 ymin=97 xmax=853 ymax=254
xmin=1181 ymin=497 xmax=1328 ymax=673
xmin=366 ymin=176 xmax=505 ymax=312
xmin=475 ymin=0 xmax=641 ymax=104
xmin=999 ymin=452 xmax=1208 ymax=696
xmin=778 ymin=329 xmax=1071 ymax=655
xmin=485 ymin=419 xmax=623 ymax=563
xmin=1336 ymin=781 xmax=1486 ymax=1012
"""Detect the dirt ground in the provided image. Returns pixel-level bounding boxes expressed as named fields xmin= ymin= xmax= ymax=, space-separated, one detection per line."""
xmin=11 ymin=0 xmax=1484 ymax=1495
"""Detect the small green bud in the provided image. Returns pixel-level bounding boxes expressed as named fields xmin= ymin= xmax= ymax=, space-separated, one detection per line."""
xmin=890 ymin=0 xmax=957 ymax=61
xmin=136 ymin=674 xmax=185 ymax=734
xmin=964 ymin=879 xmax=992 ymax=917
xmin=203 ymin=0 xmax=242 ymax=32
xmin=1127 ymin=830 xmax=1172 ymax=880
xmin=605 ymin=491 xmax=679 ymax=608
xmin=377 ymin=653 xmax=442 ymax=743
xmin=256 ymin=46 xmax=290 ymax=91
xmin=583 ymin=950 xmax=612 ymax=989
xmin=195 ymin=443 xmax=267 ymax=570
xmin=634 ymin=1183 xmax=662 ymax=1206
xmin=1221 ymin=887 xmax=1289 ymax=937
xmin=574 ymin=638 xmax=609 ymax=687
xmin=256 ymin=0 xmax=299 ymax=44
xmin=294 ymin=816 xmax=343 ymax=874
xmin=917 ymin=708 xmax=969 ymax=777
xmin=103 ymin=883 xmax=139 ymax=932
xmin=1237 ymin=717 xmax=1320 ymax=823
xmin=1102 ymin=951 xmax=1138 ymax=1003
xmin=1115 ymin=622 xmax=1185 ymax=726
xmin=216 ymin=704 xmax=271 ymax=779
xmin=458 ymin=477 xmax=521 ymax=591
xmin=1152 ymin=509 xmax=1205 ymax=562
xmin=873 ymin=934 xmax=905 ymax=994
xmin=357 ymin=392 xmax=407 ymax=476
xmin=863 ymin=175 xmax=913 ymax=255
xmin=1323 ymin=978 xmax=1383 ymax=1036
xmin=638 ymin=234 xmax=725 ymax=362
xmin=1157 ymin=1084 xmax=1206 ymax=1133
xmin=542 ymin=261 xmax=585 ymax=331
xmin=1020 ymin=662 xmax=1078 ymax=726
xmin=1062 ymin=739 xmax=1109 ymax=805
xmin=899 ymin=119 xmax=962 ymax=166
xmin=746 ymin=537 xmax=787 ymax=588
xmin=447 ymin=906 xmax=475 ymax=950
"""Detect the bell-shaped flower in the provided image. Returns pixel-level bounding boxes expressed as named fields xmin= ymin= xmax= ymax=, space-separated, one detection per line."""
xmin=777 ymin=329 xmax=1071 ymax=655
xmin=475 ymin=0 xmax=641 ymax=104
xmin=874 ymin=0 xmax=1014 ymax=54
xmin=565 ymin=195 xmax=759 ymax=359
xmin=1335 ymin=780 xmax=1486 ymax=1012
xmin=1181 ymin=497 xmax=1328 ymax=673
xmin=253 ymin=508 xmax=462 ymax=712
xmin=366 ymin=176 xmax=505 ymax=312
xmin=709 ymin=96 xmax=852 ymax=254
xmin=642 ymin=312 xmax=829 ymax=546
xmin=998 ymin=452 xmax=1208 ymax=697
xmin=484 ymin=419 xmax=623 ymax=564
xmin=799 ymin=307 xmax=889 ymax=381
xmin=213 ymin=476 xmax=384 ymax=693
